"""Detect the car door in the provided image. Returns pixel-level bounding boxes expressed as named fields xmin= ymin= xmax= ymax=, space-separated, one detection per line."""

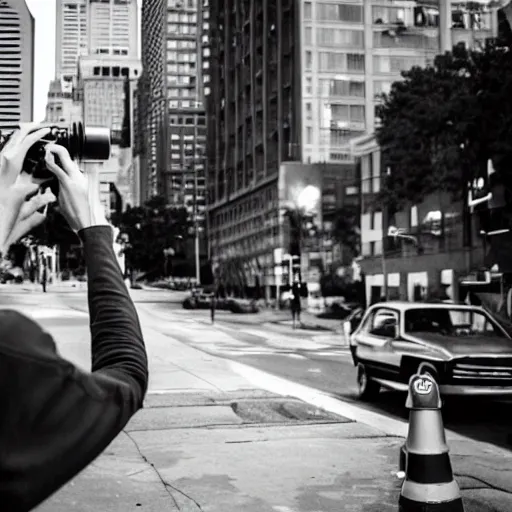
xmin=354 ymin=307 xmax=400 ymax=364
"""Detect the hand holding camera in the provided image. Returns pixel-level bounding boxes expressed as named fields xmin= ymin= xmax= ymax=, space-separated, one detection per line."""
xmin=45 ymin=144 xmax=109 ymax=232
xmin=0 ymin=124 xmax=56 ymax=253
xmin=0 ymin=121 xmax=111 ymax=252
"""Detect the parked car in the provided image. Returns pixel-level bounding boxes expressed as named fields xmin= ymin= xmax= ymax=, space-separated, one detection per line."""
xmin=0 ymin=266 xmax=24 ymax=284
xmin=349 ymin=301 xmax=512 ymax=400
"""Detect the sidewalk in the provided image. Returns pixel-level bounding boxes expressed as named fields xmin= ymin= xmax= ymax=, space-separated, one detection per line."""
xmin=34 ymin=305 xmax=512 ymax=511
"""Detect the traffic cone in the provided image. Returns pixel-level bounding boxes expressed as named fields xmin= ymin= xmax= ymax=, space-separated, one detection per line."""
xmin=399 ymin=373 xmax=464 ymax=511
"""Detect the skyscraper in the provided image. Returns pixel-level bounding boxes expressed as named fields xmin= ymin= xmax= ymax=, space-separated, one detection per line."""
xmin=0 ymin=0 xmax=34 ymax=131
xmin=88 ymin=0 xmax=138 ymax=58
xmin=139 ymin=0 xmax=208 ymax=215
xmin=55 ymin=0 xmax=88 ymax=81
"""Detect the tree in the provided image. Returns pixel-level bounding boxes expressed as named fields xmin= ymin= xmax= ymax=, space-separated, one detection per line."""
xmin=376 ymin=42 xmax=512 ymax=209
xmin=115 ymin=195 xmax=192 ymax=277
xmin=328 ymin=205 xmax=360 ymax=260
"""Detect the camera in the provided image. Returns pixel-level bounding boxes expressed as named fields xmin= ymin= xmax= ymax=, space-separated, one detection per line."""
xmin=21 ymin=122 xmax=112 ymax=180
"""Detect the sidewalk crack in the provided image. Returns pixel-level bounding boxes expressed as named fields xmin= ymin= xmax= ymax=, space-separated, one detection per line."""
xmin=124 ymin=431 xmax=203 ymax=510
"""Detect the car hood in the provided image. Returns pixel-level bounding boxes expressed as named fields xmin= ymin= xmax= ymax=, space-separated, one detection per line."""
xmin=404 ymin=332 xmax=512 ymax=356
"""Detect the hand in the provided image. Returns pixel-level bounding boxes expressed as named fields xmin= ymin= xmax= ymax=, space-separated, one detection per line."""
xmin=44 ymin=144 xmax=109 ymax=232
xmin=0 ymin=123 xmax=52 ymax=253
xmin=4 ymin=188 xmax=57 ymax=249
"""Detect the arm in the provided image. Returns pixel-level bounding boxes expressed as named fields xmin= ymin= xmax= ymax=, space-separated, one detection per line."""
xmin=0 ymin=227 xmax=148 ymax=512
xmin=80 ymin=225 xmax=148 ymax=405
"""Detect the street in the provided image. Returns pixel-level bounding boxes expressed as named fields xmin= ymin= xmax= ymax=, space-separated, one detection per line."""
xmin=46 ymin=285 xmax=512 ymax=452
xmin=3 ymin=284 xmax=512 ymax=511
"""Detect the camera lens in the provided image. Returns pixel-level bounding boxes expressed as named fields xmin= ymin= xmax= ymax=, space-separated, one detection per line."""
xmin=81 ymin=125 xmax=111 ymax=161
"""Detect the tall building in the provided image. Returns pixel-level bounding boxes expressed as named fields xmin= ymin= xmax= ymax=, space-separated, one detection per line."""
xmin=0 ymin=0 xmax=34 ymax=131
xmin=349 ymin=0 xmax=502 ymax=305
xmin=55 ymin=0 xmax=88 ymax=80
xmin=88 ymin=0 xmax=138 ymax=57
xmin=206 ymin=0 xmax=502 ymax=300
xmin=75 ymin=56 xmax=142 ymax=214
xmin=139 ymin=0 xmax=208 ymax=217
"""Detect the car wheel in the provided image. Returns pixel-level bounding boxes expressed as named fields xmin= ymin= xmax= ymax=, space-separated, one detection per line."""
xmin=357 ymin=364 xmax=380 ymax=401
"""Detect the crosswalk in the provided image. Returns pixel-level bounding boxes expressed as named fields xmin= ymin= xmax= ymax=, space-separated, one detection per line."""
xmin=140 ymin=307 xmax=350 ymax=361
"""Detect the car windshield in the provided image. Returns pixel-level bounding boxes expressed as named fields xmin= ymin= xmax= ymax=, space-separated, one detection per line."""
xmin=404 ymin=307 xmax=507 ymax=338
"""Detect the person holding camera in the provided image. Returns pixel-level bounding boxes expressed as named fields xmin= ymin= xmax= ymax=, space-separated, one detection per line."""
xmin=0 ymin=124 xmax=148 ymax=511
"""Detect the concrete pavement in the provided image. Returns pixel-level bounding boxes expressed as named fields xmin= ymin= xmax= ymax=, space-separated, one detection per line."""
xmin=0 ymin=285 xmax=511 ymax=510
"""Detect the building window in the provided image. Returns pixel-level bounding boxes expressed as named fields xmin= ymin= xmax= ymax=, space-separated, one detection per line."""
xmin=317 ymin=3 xmax=363 ymax=23
xmin=305 ymin=27 xmax=312 ymax=45
xmin=305 ymin=51 xmax=312 ymax=70
xmin=317 ymin=28 xmax=364 ymax=48
xmin=345 ymin=186 xmax=359 ymax=196
xmin=319 ymin=52 xmax=365 ymax=72
xmin=306 ymin=127 xmax=312 ymax=144
xmin=373 ymin=55 xmax=426 ymax=74
xmin=304 ymin=1 xmax=312 ymax=20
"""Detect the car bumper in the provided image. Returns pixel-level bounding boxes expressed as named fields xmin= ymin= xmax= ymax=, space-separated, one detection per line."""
xmin=439 ymin=385 xmax=512 ymax=396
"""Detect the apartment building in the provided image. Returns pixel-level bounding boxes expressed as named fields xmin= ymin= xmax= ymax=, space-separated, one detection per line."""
xmin=0 ymin=0 xmax=34 ymax=131
xmin=350 ymin=1 xmax=501 ymax=305
xmin=139 ymin=0 xmax=208 ymax=225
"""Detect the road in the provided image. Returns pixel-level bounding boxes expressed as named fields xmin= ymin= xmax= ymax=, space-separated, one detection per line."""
xmin=4 ymin=285 xmax=512 ymax=452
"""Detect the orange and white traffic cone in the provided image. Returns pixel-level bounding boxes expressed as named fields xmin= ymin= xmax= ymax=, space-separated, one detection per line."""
xmin=399 ymin=373 xmax=464 ymax=511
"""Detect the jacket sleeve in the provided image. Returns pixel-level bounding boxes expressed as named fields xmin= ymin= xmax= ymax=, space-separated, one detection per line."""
xmin=0 ymin=226 xmax=148 ymax=512
xmin=80 ymin=225 xmax=148 ymax=405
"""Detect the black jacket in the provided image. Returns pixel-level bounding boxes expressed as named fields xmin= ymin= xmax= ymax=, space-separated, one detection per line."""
xmin=0 ymin=226 xmax=148 ymax=511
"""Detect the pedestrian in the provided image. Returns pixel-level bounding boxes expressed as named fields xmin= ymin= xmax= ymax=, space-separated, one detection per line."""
xmin=291 ymin=280 xmax=302 ymax=329
xmin=210 ymin=291 xmax=216 ymax=324
xmin=0 ymin=124 xmax=148 ymax=511
xmin=41 ymin=261 xmax=47 ymax=293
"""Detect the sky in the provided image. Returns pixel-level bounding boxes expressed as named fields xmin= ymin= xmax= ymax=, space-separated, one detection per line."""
xmin=25 ymin=0 xmax=142 ymax=123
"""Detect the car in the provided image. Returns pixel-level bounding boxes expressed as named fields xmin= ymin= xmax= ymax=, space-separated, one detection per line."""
xmin=0 ymin=266 xmax=24 ymax=284
xmin=349 ymin=301 xmax=512 ymax=400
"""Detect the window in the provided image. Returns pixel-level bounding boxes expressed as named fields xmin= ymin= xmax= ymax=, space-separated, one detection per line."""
xmin=304 ymin=1 xmax=312 ymax=19
xmin=305 ymin=26 xmax=312 ymax=45
xmin=367 ymin=309 xmax=399 ymax=338
xmin=304 ymin=76 xmax=312 ymax=95
xmin=317 ymin=29 xmax=364 ymax=48
xmin=319 ymin=52 xmax=365 ymax=72
xmin=327 ymin=78 xmax=365 ymax=97
xmin=374 ymin=80 xmax=392 ymax=98
xmin=305 ymin=51 xmax=312 ymax=70
xmin=306 ymin=127 xmax=312 ymax=144
xmin=329 ymin=104 xmax=365 ymax=126
xmin=373 ymin=55 xmax=425 ymax=74
xmin=317 ymin=3 xmax=363 ymax=22
xmin=346 ymin=186 xmax=359 ymax=196
xmin=372 ymin=6 xmax=407 ymax=25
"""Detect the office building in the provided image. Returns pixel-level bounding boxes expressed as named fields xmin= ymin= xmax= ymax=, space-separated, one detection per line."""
xmin=88 ymin=0 xmax=138 ymax=58
xmin=75 ymin=56 xmax=142 ymax=214
xmin=0 ymin=0 xmax=34 ymax=131
xmin=56 ymin=0 xmax=138 ymax=81
xmin=139 ymin=0 xmax=208 ymax=220
xmin=44 ymin=77 xmax=82 ymax=124
xmin=55 ymin=0 xmax=88 ymax=80
xmin=51 ymin=0 xmax=139 ymax=128
xmin=350 ymin=0 xmax=501 ymax=305
xmin=207 ymin=0 xmax=364 ymax=299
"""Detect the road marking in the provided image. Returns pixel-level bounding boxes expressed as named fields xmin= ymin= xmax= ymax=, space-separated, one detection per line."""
xmin=308 ymin=368 xmax=322 ymax=373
